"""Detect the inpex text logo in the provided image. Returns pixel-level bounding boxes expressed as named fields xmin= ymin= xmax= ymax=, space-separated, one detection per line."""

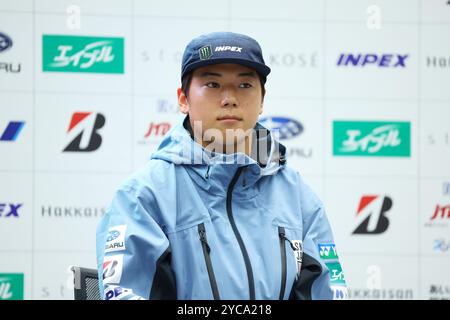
xmin=353 ymin=195 xmax=393 ymax=235
xmin=0 ymin=32 xmax=13 ymax=53
xmin=0 ymin=274 xmax=24 ymax=300
xmin=333 ymin=121 xmax=411 ymax=157
xmin=43 ymin=35 xmax=124 ymax=73
xmin=105 ymin=225 xmax=126 ymax=253
xmin=1 ymin=121 xmax=25 ymax=142
xmin=0 ymin=203 xmax=22 ymax=218
xmin=337 ymin=53 xmax=409 ymax=68
xmin=259 ymin=116 xmax=303 ymax=140
xmin=63 ymin=112 xmax=105 ymax=152
xmin=215 ymin=46 xmax=242 ymax=53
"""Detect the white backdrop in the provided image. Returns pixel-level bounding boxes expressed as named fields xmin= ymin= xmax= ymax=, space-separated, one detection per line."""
xmin=1 ymin=0 xmax=449 ymax=300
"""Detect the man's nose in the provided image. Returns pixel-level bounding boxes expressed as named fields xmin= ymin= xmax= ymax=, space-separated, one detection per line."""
xmin=221 ymin=89 xmax=238 ymax=108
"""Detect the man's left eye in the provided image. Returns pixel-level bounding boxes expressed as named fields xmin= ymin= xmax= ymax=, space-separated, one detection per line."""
xmin=239 ymin=83 xmax=252 ymax=88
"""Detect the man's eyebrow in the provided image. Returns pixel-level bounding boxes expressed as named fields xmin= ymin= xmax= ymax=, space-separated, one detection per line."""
xmin=200 ymin=71 xmax=222 ymax=77
xmin=238 ymin=72 xmax=257 ymax=78
xmin=199 ymin=71 xmax=257 ymax=78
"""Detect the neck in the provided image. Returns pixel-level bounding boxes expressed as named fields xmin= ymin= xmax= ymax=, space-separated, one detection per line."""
xmin=202 ymin=135 xmax=253 ymax=156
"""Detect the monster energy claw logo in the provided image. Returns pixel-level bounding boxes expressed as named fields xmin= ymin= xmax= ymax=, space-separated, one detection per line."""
xmin=199 ymin=45 xmax=213 ymax=60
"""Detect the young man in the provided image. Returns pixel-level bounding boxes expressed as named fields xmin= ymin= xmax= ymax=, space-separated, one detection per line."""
xmin=96 ymin=31 xmax=347 ymax=300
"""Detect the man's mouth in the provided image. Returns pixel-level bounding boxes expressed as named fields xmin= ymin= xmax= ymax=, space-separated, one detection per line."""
xmin=217 ymin=115 xmax=243 ymax=121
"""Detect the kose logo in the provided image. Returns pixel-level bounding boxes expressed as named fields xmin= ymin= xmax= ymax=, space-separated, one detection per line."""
xmin=268 ymin=52 xmax=318 ymax=68
xmin=0 ymin=203 xmax=22 ymax=218
xmin=259 ymin=116 xmax=303 ymax=140
xmin=337 ymin=53 xmax=408 ymax=67
xmin=43 ymin=35 xmax=124 ymax=73
xmin=0 ymin=274 xmax=24 ymax=300
xmin=1 ymin=121 xmax=25 ymax=142
xmin=63 ymin=112 xmax=105 ymax=152
xmin=0 ymin=32 xmax=13 ymax=53
xmin=353 ymin=195 xmax=392 ymax=235
xmin=333 ymin=121 xmax=410 ymax=157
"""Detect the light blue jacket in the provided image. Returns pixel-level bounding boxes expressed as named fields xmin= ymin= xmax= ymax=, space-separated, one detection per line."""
xmin=96 ymin=117 xmax=347 ymax=300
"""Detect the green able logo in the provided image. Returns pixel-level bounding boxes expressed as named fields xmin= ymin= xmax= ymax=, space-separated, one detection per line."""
xmin=0 ymin=273 xmax=24 ymax=300
xmin=333 ymin=121 xmax=410 ymax=157
xmin=198 ymin=45 xmax=213 ymax=60
xmin=326 ymin=262 xmax=346 ymax=285
xmin=43 ymin=35 xmax=124 ymax=73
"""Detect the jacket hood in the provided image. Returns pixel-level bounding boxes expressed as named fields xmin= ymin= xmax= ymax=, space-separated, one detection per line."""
xmin=151 ymin=116 xmax=287 ymax=177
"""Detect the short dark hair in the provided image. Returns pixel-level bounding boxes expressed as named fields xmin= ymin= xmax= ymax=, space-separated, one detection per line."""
xmin=181 ymin=72 xmax=266 ymax=100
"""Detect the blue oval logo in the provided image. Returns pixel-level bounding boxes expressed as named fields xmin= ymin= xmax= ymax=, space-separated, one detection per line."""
xmin=106 ymin=230 xmax=120 ymax=242
xmin=259 ymin=116 xmax=303 ymax=140
xmin=0 ymin=33 xmax=13 ymax=53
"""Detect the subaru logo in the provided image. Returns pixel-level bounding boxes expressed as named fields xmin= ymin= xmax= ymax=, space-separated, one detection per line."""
xmin=0 ymin=33 xmax=13 ymax=53
xmin=259 ymin=116 xmax=303 ymax=140
xmin=106 ymin=230 xmax=120 ymax=242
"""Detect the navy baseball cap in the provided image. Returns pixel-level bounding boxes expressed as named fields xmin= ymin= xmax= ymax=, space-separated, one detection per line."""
xmin=181 ymin=31 xmax=271 ymax=83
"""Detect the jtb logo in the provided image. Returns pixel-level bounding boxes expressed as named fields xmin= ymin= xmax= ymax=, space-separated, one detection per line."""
xmin=0 ymin=121 xmax=25 ymax=141
xmin=430 ymin=204 xmax=450 ymax=221
xmin=337 ymin=53 xmax=409 ymax=67
xmin=0 ymin=274 xmax=24 ymax=300
xmin=353 ymin=195 xmax=392 ymax=235
xmin=259 ymin=116 xmax=303 ymax=140
xmin=143 ymin=122 xmax=171 ymax=138
xmin=42 ymin=35 xmax=124 ymax=73
xmin=333 ymin=121 xmax=410 ymax=157
xmin=0 ymin=203 xmax=22 ymax=218
xmin=63 ymin=112 xmax=105 ymax=152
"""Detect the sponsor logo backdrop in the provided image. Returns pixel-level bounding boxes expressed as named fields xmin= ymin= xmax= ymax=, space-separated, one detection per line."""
xmin=1 ymin=0 xmax=449 ymax=299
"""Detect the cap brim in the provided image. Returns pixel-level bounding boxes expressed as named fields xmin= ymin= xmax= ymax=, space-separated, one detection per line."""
xmin=182 ymin=58 xmax=271 ymax=81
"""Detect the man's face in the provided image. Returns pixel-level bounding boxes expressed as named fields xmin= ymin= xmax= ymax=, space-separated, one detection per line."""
xmin=177 ymin=63 xmax=264 ymax=153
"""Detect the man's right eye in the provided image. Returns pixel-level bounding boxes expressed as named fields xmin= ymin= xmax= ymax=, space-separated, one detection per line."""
xmin=206 ymin=82 xmax=220 ymax=88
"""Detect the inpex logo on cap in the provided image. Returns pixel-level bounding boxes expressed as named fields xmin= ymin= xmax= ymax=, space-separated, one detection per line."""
xmin=215 ymin=46 xmax=243 ymax=53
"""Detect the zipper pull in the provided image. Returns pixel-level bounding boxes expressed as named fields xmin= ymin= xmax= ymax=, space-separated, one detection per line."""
xmin=205 ymin=166 xmax=210 ymax=179
xmin=279 ymin=232 xmax=297 ymax=252
xmin=198 ymin=226 xmax=211 ymax=252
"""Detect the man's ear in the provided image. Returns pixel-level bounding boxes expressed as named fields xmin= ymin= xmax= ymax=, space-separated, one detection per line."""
xmin=259 ymin=101 xmax=264 ymax=115
xmin=177 ymin=88 xmax=189 ymax=114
